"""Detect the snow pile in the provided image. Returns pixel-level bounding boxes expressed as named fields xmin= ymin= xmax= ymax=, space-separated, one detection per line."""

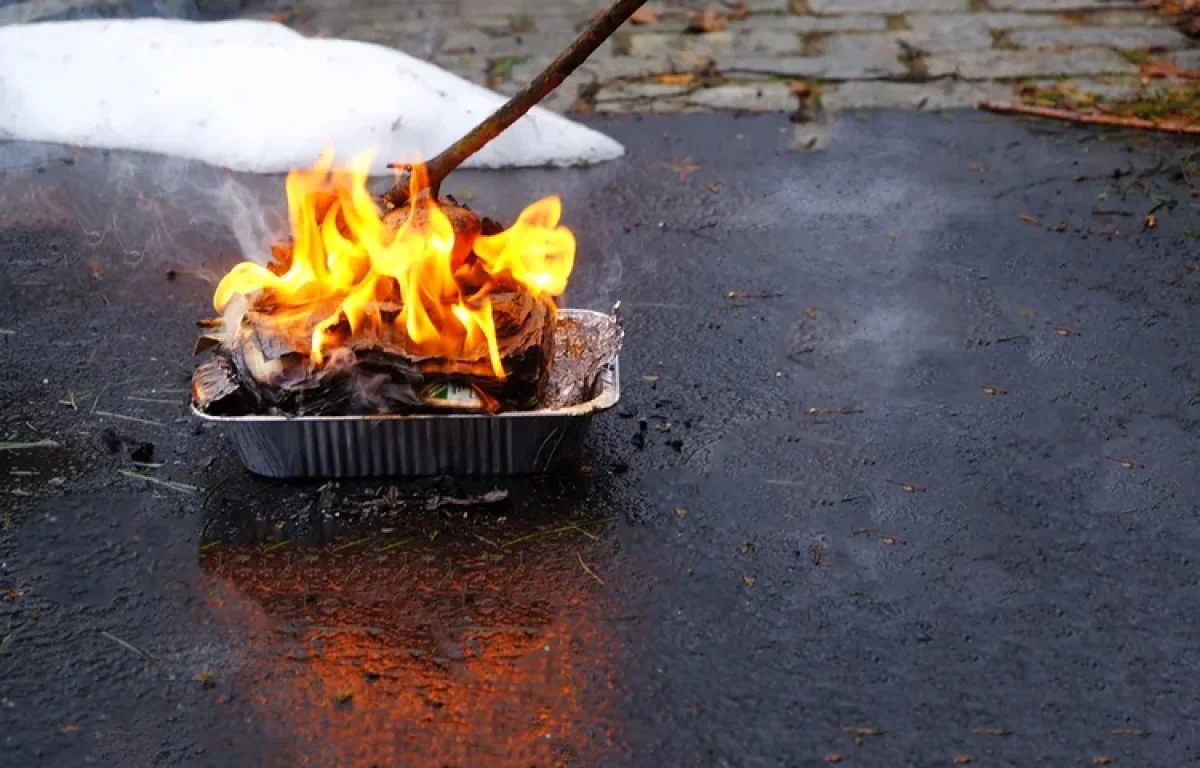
xmin=0 ymin=19 xmax=625 ymax=175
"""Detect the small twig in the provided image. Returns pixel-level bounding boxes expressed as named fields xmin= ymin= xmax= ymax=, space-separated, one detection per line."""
xmin=0 ymin=439 xmax=59 ymax=452
xmin=577 ymin=552 xmax=605 ymax=584
xmin=380 ymin=0 xmax=650 ymax=207
xmin=0 ymin=624 xmax=26 ymax=652
xmin=727 ymin=291 xmax=784 ymax=299
xmin=502 ymin=519 xmax=612 ymax=548
xmin=979 ymin=101 xmax=1200 ymax=136
xmin=101 ymin=630 xmax=149 ymax=658
xmin=117 ymin=469 xmax=198 ymax=494
xmin=332 ymin=537 xmax=371 ymax=554
xmin=95 ymin=411 xmax=165 ymax=428
xmin=89 ymin=383 xmax=111 ymax=416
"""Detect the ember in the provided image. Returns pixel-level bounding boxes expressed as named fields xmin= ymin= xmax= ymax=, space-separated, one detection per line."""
xmin=198 ymin=149 xmax=580 ymax=416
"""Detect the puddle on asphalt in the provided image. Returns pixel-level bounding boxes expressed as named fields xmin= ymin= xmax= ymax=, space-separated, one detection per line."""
xmin=195 ymin=477 xmax=625 ymax=767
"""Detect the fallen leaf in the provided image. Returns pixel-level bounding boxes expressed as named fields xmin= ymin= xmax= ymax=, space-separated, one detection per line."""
xmin=1019 ymin=213 xmax=1042 ymax=226
xmin=954 ymin=757 xmax=972 ymax=765
xmin=968 ymin=163 xmax=986 ymax=172
xmin=657 ymin=72 xmax=697 ymax=86
xmin=269 ymin=12 xmax=290 ymax=23
xmin=89 ymin=261 xmax=102 ymax=279
xmin=335 ymin=690 xmax=353 ymax=703
xmin=1107 ymin=455 xmax=1143 ymax=470
xmin=727 ymin=2 xmax=751 ymax=21
xmin=61 ymin=724 xmax=82 ymax=734
xmin=707 ymin=181 xmax=721 ymax=193
xmin=675 ymin=507 xmax=688 ymax=519
xmin=811 ymin=543 xmax=822 ymax=565
xmin=686 ymin=9 xmax=728 ymax=33
xmin=193 ymin=669 xmax=217 ymax=689
xmin=981 ymin=385 xmax=1008 ymax=396
xmin=824 ymin=755 xmax=845 ymax=764
xmin=805 ymin=306 xmax=820 ymax=319
xmin=1051 ymin=324 xmax=1080 ymax=337
xmin=629 ymin=5 xmax=664 ymax=24
xmin=881 ymin=535 xmax=905 ymax=545
xmin=789 ymin=80 xmax=812 ymax=97
xmin=666 ymin=158 xmax=701 ymax=184
xmin=1140 ymin=59 xmax=1182 ymax=78
xmin=1145 ymin=213 xmax=1157 ymax=229
xmin=1093 ymin=758 xmax=1111 ymax=766
xmin=887 ymin=479 xmax=927 ymax=493
xmin=742 ymin=575 xmax=756 ymax=587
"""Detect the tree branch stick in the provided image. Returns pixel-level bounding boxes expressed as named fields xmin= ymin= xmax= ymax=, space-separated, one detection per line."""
xmin=979 ymin=100 xmax=1200 ymax=136
xmin=381 ymin=0 xmax=648 ymax=209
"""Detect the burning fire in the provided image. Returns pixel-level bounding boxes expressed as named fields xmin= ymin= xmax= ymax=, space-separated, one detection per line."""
xmin=212 ymin=149 xmax=575 ymax=379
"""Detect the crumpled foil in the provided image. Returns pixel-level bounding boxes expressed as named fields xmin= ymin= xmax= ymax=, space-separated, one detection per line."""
xmin=543 ymin=303 xmax=623 ymax=409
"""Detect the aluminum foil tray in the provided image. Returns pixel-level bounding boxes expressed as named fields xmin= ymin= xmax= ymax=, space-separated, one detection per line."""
xmin=191 ymin=311 xmax=620 ymax=479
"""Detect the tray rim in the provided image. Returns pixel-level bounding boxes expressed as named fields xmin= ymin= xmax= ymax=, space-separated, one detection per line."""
xmin=190 ymin=308 xmax=620 ymax=424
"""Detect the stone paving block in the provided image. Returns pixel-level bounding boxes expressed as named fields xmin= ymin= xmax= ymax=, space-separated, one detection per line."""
xmin=989 ymin=0 xmax=1138 ymax=10
xmin=592 ymin=83 xmax=701 ymax=113
xmin=1009 ymin=26 xmax=1191 ymax=50
xmin=1032 ymin=77 xmax=1143 ymax=100
xmin=821 ymin=79 xmax=1011 ymax=109
xmin=925 ymin=48 xmax=1138 ymax=78
xmin=687 ymin=82 xmax=798 ymax=110
xmin=807 ymin=0 xmax=968 ymax=13
xmin=733 ymin=28 xmax=805 ymax=55
xmin=895 ymin=27 xmax=995 ymax=53
xmin=903 ymin=12 xmax=1064 ymax=35
xmin=1081 ymin=9 xmax=1170 ymax=26
xmin=1171 ymin=50 xmax=1200 ymax=70
xmin=729 ymin=14 xmax=889 ymax=32
xmin=0 ymin=0 xmax=126 ymax=24
xmin=718 ymin=50 xmax=909 ymax=78
xmin=820 ymin=32 xmax=904 ymax=58
xmin=615 ymin=30 xmax=734 ymax=58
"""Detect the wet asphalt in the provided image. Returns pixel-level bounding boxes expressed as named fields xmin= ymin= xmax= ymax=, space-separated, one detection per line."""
xmin=2 ymin=112 xmax=1200 ymax=767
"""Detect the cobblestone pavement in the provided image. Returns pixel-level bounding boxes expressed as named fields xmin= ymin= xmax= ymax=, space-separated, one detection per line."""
xmin=3 ymin=0 xmax=1198 ymax=136
xmin=280 ymin=0 xmax=1199 ymax=120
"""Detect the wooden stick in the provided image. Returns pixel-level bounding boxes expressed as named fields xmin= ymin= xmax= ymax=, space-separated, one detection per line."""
xmin=979 ymin=100 xmax=1200 ymax=136
xmin=380 ymin=0 xmax=649 ymax=209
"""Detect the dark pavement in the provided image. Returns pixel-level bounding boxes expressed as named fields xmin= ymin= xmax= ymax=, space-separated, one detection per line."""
xmin=2 ymin=112 xmax=1200 ymax=767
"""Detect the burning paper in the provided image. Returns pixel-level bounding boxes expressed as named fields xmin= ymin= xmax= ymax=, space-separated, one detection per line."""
xmin=195 ymin=149 xmax=618 ymax=417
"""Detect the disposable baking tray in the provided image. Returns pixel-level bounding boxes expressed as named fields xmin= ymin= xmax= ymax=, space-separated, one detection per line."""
xmin=191 ymin=309 xmax=620 ymax=479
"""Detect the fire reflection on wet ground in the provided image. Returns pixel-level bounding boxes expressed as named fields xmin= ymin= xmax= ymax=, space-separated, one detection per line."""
xmin=196 ymin=478 xmax=624 ymax=767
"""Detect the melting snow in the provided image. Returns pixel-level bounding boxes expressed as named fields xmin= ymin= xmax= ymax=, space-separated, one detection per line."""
xmin=0 ymin=18 xmax=625 ymax=175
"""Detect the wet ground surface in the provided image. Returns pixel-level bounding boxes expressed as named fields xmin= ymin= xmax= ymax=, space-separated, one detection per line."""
xmin=2 ymin=112 xmax=1200 ymax=766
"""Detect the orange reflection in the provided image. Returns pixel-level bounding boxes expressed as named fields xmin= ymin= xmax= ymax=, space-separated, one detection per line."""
xmin=199 ymin=532 xmax=619 ymax=767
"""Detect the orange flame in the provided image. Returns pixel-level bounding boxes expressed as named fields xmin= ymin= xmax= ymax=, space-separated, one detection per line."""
xmin=212 ymin=149 xmax=575 ymax=379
